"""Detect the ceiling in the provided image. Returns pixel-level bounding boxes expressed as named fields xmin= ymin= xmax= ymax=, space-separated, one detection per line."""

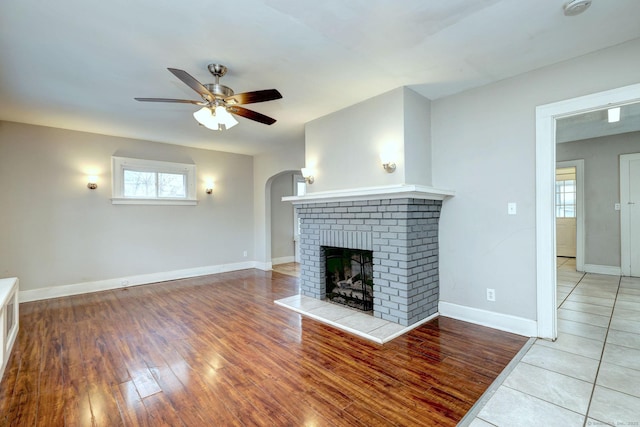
xmin=556 ymin=101 xmax=640 ymax=143
xmin=1 ymin=1 xmax=639 ymax=155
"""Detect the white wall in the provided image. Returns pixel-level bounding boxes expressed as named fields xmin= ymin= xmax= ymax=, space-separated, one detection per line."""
xmin=404 ymin=87 xmax=432 ymax=186
xmin=305 ymin=87 xmax=433 ymax=192
xmin=305 ymin=88 xmax=407 ymax=192
xmin=270 ymin=172 xmax=295 ymax=261
xmin=0 ymin=121 xmax=254 ymax=292
xmin=557 ymin=131 xmax=640 ymax=268
xmin=253 ymin=141 xmax=305 ymax=267
xmin=432 ymin=38 xmax=640 ymax=321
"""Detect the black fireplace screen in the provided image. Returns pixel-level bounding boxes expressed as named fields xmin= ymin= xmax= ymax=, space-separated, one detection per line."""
xmin=324 ymin=246 xmax=373 ymax=312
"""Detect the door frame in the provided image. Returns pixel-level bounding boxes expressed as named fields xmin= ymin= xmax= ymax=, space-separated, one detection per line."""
xmin=621 ymin=152 xmax=640 ymax=276
xmin=556 ymin=160 xmax=585 ymax=272
xmin=535 ymin=82 xmax=640 ymax=340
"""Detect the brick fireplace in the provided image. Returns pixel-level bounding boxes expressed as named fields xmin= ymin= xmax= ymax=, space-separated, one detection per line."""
xmin=286 ymin=185 xmax=452 ymax=327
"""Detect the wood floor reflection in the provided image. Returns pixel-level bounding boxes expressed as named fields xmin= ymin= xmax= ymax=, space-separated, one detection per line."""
xmin=0 ymin=270 xmax=526 ymax=426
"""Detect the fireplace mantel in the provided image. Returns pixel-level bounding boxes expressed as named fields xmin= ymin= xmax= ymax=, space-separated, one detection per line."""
xmin=283 ymin=184 xmax=455 ymax=205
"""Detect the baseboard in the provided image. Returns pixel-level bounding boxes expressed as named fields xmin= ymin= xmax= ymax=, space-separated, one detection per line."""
xmin=583 ymin=264 xmax=622 ymax=276
xmin=254 ymin=261 xmax=273 ymax=271
xmin=438 ymin=301 xmax=537 ymax=337
xmin=271 ymin=256 xmax=295 ymax=265
xmin=19 ymin=261 xmax=258 ymax=303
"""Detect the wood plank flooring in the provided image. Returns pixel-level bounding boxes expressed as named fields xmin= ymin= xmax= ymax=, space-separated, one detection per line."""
xmin=0 ymin=270 xmax=526 ymax=426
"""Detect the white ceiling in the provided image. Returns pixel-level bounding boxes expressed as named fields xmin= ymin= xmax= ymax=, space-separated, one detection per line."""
xmin=1 ymin=0 xmax=639 ymax=155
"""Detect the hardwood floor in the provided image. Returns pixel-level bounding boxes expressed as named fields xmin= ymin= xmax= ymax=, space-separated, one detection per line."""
xmin=0 ymin=270 xmax=526 ymax=426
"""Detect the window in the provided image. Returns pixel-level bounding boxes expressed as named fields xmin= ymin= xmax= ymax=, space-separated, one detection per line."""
xmin=555 ymin=179 xmax=576 ymax=218
xmin=112 ymin=157 xmax=197 ymax=205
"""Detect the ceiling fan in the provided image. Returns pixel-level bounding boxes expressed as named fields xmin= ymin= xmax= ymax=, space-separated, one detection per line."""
xmin=135 ymin=64 xmax=282 ymax=130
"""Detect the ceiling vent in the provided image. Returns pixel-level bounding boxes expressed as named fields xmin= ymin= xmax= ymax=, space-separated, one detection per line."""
xmin=563 ymin=0 xmax=592 ymax=16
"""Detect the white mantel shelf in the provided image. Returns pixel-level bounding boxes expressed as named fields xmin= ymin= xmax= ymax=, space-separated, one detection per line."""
xmin=283 ymin=184 xmax=455 ymax=205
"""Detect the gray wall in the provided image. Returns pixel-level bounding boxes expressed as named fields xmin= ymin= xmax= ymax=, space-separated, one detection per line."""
xmin=557 ymin=131 xmax=640 ymax=267
xmin=270 ymin=172 xmax=294 ymax=260
xmin=253 ymin=141 xmax=305 ymax=265
xmin=431 ymin=38 xmax=640 ymax=321
xmin=0 ymin=121 xmax=254 ymax=291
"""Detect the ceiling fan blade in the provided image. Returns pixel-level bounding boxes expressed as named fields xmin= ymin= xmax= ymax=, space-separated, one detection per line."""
xmin=134 ymin=98 xmax=203 ymax=105
xmin=228 ymin=106 xmax=277 ymax=125
xmin=167 ymin=68 xmax=215 ymax=100
xmin=225 ymin=89 xmax=282 ymax=105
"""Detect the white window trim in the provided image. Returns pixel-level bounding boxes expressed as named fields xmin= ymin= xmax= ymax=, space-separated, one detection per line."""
xmin=111 ymin=156 xmax=198 ymax=205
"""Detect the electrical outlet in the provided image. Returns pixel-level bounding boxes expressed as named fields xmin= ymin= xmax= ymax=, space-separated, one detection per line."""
xmin=486 ymin=288 xmax=496 ymax=302
xmin=121 ymin=280 xmax=129 ymax=287
xmin=507 ymin=202 xmax=517 ymax=215
xmin=243 ymin=250 xmax=248 ymax=257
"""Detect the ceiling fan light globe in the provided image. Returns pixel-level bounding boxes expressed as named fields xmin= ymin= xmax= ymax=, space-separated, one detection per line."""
xmin=215 ymin=106 xmax=238 ymax=130
xmin=193 ymin=107 xmax=221 ymax=130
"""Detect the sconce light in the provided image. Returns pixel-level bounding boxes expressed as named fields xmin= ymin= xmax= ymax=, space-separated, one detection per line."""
xmin=205 ymin=179 xmax=215 ymax=195
xmin=382 ymin=161 xmax=396 ymax=173
xmin=380 ymin=148 xmax=397 ymax=173
xmin=87 ymin=176 xmax=98 ymax=190
xmin=301 ymin=167 xmax=314 ymax=184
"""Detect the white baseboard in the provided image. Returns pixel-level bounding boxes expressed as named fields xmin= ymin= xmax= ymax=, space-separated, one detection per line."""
xmin=19 ymin=261 xmax=258 ymax=303
xmin=254 ymin=261 xmax=273 ymax=271
xmin=583 ymin=264 xmax=622 ymax=276
xmin=271 ymin=256 xmax=295 ymax=265
xmin=438 ymin=301 xmax=537 ymax=337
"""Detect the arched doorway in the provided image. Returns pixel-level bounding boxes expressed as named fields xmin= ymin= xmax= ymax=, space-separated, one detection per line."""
xmin=264 ymin=170 xmax=303 ymax=270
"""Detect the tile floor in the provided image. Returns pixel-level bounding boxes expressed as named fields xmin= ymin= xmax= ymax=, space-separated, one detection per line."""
xmin=464 ymin=258 xmax=640 ymax=426
xmin=275 ymin=293 xmax=435 ymax=343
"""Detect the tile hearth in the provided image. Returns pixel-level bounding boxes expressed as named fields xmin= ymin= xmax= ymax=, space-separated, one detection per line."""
xmin=275 ymin=294 xmax=436 ymax=344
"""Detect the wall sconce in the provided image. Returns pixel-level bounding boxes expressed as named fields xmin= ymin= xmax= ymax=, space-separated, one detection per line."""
xmin=380 ymin=149 xmax=397 ymax=173
xmin=87 ymin=176 xmax=98 ymax=190
xmin=382 ymin=161 xmax=396 ymax=173
xmin=205 ymin=179 xmax=215 ymax=195
xmin=301 ymin=167 xmax=314 ymax=184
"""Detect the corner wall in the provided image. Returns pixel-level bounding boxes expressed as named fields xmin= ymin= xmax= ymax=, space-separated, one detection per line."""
xmin=304 ymin=87 xmax=432 ymax=192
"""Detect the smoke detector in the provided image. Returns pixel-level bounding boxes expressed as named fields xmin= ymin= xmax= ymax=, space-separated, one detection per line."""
xmin=563 ymin=0 xmax=592 ymax=16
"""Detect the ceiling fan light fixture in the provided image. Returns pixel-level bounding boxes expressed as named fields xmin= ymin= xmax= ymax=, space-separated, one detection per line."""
xmin=215 ymin=106 xmax=238 ymax=130
xmin=193 ymin=107 xmax=216 ymax=129
xmin=193 ymin=106 xmax=238 ymax=131
xmin=136 ymin=64 xmax=281 ymax=129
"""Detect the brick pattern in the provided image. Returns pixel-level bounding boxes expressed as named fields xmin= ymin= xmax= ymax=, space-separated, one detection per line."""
xmin=296 ymin=198 xmax=442 ymax=326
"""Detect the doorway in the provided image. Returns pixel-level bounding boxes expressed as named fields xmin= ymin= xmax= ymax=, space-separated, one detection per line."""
xmin=555 ymin=166 xmax=577 ymax=258
xmin=535 ymin=83 xmax=640 ymax=340
xmin=555 ymin=160 xmax=585 ymax=272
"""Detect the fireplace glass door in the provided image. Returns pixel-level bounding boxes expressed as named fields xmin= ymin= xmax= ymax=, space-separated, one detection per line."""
xmin=324 ymin=246 xmax=373 ymax=312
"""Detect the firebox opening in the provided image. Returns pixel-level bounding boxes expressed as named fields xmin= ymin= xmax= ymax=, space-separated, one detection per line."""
xmin=324 ymin=246 xmax=374 ymax=313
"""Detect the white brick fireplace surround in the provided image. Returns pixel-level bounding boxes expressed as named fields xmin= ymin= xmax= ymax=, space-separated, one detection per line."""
xmin=285 ymin=185 xmax=454 ymax=327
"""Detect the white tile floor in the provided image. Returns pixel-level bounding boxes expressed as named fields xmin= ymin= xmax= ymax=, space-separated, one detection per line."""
xmin=463 ymin=258 xmax=640 ymax=427
xmin=274 ymin=294 xmax=436 ymax=343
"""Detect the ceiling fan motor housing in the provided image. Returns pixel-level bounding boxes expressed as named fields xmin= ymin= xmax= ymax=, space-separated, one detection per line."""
xmin=204 ymin=83 xmax=234 ymax=99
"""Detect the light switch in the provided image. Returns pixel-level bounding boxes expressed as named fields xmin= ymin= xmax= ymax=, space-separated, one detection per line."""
xmin=615 ymin=203 xmax=621 ymax=211
xmin=508 ymin=202 xmax=517 ymax=215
